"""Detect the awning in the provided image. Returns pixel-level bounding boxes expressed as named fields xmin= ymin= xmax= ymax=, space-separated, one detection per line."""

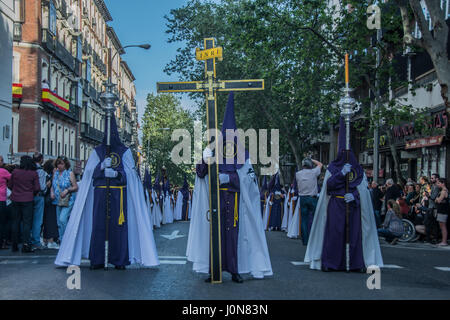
xmin=405 ymin=135 xmax=444 ymax=149
xmin=12 ymin=83 xmax=23 ymax=99
xmin=42 ymin=89 xmax=69 ymax=112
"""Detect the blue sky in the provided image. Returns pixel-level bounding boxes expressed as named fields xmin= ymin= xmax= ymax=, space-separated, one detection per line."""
xmin=105 ymin=0 xmax=198 ymax=126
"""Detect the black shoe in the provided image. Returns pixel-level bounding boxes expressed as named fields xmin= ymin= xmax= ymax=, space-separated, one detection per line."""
xmin=204 ymin=277 xmax=211 ymax=283
xmin=90 ymin=264 xmax=103 ymax=270
xmin=115 ymin=265 xmax=126 ymax=270
xmin=232 ymin=273 xmax=243 ymax=283
xmin=21 ymin=244 xmax=35 ymax=253
xmin=321 ymin=266 xmax=332 ymax=272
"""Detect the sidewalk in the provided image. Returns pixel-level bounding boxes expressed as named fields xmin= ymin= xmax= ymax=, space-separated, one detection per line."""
xmin=379 ymin=239 xmax=450 ymax=251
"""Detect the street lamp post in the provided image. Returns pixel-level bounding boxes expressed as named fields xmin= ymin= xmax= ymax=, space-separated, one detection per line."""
xmin=99 ymin=42 xmax=150 ymax=270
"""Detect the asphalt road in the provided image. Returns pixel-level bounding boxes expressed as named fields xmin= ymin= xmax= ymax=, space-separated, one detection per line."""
xmin=0 ymin=220 xmax=449 ymax=300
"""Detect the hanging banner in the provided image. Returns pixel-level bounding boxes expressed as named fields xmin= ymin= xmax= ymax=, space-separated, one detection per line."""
xmin=42 ymin=89 xmax=69 ymax=112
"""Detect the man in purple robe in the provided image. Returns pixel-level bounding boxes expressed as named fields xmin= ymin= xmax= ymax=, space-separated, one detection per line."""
xmin=321 ymin=117 xmax=365 ymax=272
xmin=89 ymin=115 xmax=130 ymax=270
xmin=266 ymin=174 xmax=284 ymax=231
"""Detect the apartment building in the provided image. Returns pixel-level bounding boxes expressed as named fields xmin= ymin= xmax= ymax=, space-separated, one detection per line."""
xmin=11 ymin=0 xmax=139 ymax=172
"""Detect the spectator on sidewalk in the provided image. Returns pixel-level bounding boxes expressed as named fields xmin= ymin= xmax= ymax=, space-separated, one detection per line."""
xmin=42 ymin=159 xmax=59 ymax=249
xmin=405 ymin=183 xmax=418 ymax=206
xmin=296 ymin=157 xmax=323 ymax=245
xmin=31 ymin=152 xmax=47 ymax=250
xmin=435 ymin=177 xmax=448 ymax=246
xmin=51 ymin=156 xmax=78 ymax=240
xmin=429 ymin=173 xmax=440 ymax=212
xmin=371 ymin=181 xmax=384 ymax=228
xmin=0 ymin=155 xmax=11 ymax=249
xmin=378 ymin=199 xmax=404 ymax=245
xmin=8 ymin=156 xmax=40 ymax=253
xmin=384 ymin=179 xmax=402 ymax=215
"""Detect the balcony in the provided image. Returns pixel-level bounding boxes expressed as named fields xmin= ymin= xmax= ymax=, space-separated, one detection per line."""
xmin=42 ymin=29 xmax=55 ymax=53
xmin=41 ymin=89 xmax=80 ymax=122
xmin=55 ymin=40 xmax=75 ymax=71
xmin=80 ymin=123 xmax=104 ymax=143
xmin=92 ymin=51 xmax=107 ymax=75
xmin=82 ymin=41 xmax=92 ymax=55
xmin=82 ymin=82 xmax=102 ymax=104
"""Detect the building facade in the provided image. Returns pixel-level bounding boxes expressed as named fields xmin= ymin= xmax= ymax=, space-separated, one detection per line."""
xmin=0 ymin=0 xmax=18 ymax=159
xmin=10 ymin=0 xmax=139 ymax=173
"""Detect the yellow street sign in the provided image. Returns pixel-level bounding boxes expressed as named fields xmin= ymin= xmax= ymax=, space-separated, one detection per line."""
xmin=196 ymin=47 xmax=223 ymax=61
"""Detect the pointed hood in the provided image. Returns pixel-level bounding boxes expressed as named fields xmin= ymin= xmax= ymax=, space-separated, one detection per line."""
xmin=292 ymin=176 xmax=298 ymax=194
xmin=260 ymin=176 xmax=268 ymax=193
xmin=94 ymin=112 xmax=127 ymax=158
xmin=273 ymin=173 xmax=282 ymax=192
xmin=153 ymin=174 xmax=160 ymax=192
xmin=181 ymin=174 xmax=189 ymax=198
xmin=143 ymin=169 xmax=152 ymax=190
xmin=328 ymin=117 xmax=363 ymax=189
xmin=219 ymin=92 xmax=249 ymax=173
xmin=163 ymin=177 xmax=170 ymax=193
xmin=267 ymin=174 xmax=275 ymax=193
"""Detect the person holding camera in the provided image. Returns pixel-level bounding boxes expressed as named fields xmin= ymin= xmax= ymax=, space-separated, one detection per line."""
xmin=296 ymin=157 xmax=322 ymax=246
xmin=30 ymin=152 xmax=47 ymax=250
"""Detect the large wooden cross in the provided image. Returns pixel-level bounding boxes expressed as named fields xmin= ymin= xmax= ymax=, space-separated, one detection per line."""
xmin=157 ymin=38 xmax=264 ymax=283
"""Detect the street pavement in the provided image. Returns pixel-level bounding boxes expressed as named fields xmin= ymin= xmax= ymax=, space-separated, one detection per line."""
xmin=0 ymin=220 xmax=449 ymax=300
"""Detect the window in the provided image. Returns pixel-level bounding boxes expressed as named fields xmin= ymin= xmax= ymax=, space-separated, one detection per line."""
xmin=49 ymin=0 xmax=57 ymax=35
xmin=50 ymin=122 xmax=56 ymax=156
xmin=41 ymin=119 xmax=48 ymax=155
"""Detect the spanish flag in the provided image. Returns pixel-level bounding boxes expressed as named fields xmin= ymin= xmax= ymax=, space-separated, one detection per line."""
xmin=12 ymin=83 xmax=23 ymax=99
xmin=41 ymin=89 xmax=69 ymax=112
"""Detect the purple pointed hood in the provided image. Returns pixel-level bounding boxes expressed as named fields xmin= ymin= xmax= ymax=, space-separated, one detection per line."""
xmin=219 ymin=92 xmax=249 ymax=173
xmin=181 ymin=175 xmax=189 ymax=198
xmin=327 ymin=117 xmax=363 ymax=188
xmin=260 ymin=176 xmax=268 ymax=193
xmin=143 ymin=169 xmax=152 ymax=190
xmin=95 ymin=112 xmax=127 ymax=158
xmin=153 ymin=174 xmax=161 ymax=192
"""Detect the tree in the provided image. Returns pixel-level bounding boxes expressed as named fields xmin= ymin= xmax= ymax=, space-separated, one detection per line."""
xmin=395 ymin=0 xmax=450 ymax=108
xmin=165 ymin=0 xmax=340 ymax=176
xmin=142 ymin=93 xmax=195 ymax=186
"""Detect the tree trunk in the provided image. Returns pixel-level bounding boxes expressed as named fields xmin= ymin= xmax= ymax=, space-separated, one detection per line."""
xmin=385 ymin=130 xmax=406 ymax=187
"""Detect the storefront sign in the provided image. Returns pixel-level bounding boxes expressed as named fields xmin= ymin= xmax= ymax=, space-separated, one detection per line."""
xmin=405 ymin=135 xmax=444 ymax=149
xmin=393 ymin=111 xmax=448 ymax=139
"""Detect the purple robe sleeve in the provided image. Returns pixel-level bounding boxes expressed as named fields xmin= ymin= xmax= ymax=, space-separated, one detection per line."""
xmin=327 ymin=171 xmax=346 ymax=192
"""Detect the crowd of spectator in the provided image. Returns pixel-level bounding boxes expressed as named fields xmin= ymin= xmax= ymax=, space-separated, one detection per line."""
xmin=370 ymin=174 xmax=449 ymax=246
xmin=0 ymin=153 xmax=78 ymax=253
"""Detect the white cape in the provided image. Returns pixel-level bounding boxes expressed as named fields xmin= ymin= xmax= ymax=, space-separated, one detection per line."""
xmin=55 ymin=149 xmax=160 ymax=267
xmin=262 ymin=193 xmax=272 ymax=230
xmin=151 ymin=190 xmax=162 ymax=228
xmin=281 ymin=190 xmax=291 ymax=231
xmin=287 ymin=197 xmax=301 ymax=238
xmin=144 ymin=189 xmax=154 ymax=230
xmin=304 ymin=170 xmax=383 ymax=270
xmin=174 ymin=191 xmax=183 ymax=220
xmin=186 ymin=160 xmax=273 ymax=278
xmin=162 ymin=192 xmax=174 ymax=224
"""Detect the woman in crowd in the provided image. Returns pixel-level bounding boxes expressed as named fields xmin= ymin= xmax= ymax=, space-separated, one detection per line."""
xmin=8 ymin=156 xmax=40 ymax=252
xmin=51 ymin=156 xmax=78 ymax=240
xmin=0 ymin=156 xmax=11 ymax=249
xmin=42 ymin=159 xmax=59 ymax=249
xmin=378 ymin=199 xmax=404 ymax=245
xmin=435 ymin=177 xmax=448 ymax=246
xmin=405 ymin=183 xmax=418 ymax=206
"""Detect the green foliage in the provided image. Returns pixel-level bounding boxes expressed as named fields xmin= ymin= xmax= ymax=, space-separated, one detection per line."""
xmin=163 ymin=0 xmax=435 ymax=172
xmin=142 ymin=93 xmax=195 ymax=186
